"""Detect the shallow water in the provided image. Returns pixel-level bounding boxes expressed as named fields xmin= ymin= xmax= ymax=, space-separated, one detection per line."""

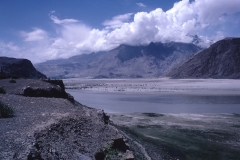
xmin=67 ymin=90 xmax=240 ymax=114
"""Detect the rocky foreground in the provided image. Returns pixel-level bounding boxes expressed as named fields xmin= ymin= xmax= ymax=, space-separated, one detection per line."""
xmin=0 ymin=79 xmax=140 ymax=160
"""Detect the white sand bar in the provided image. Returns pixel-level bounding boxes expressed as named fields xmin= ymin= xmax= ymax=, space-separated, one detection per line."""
xmin=64 ymin=78 xmax=240 ymax=95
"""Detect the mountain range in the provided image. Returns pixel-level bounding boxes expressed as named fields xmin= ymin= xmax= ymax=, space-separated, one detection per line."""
xmin=35 ymin=42 xmax=201 ymax=78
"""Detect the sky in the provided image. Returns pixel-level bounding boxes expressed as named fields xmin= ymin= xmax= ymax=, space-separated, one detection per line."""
xmin=0 ymin=0 xmax=240 ymax=63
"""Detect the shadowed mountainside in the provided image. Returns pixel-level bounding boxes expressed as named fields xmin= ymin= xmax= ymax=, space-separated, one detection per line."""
xmin=166 ymin=38 xmax=240 ymax=79
xmin=35 ymin=42 xmax=201 ymax=78
xmin=0 ymin=57 xmax=46 ymax=79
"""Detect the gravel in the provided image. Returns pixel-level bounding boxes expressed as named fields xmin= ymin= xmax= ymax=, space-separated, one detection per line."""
xmin=0 ymin=79 xmax=129 ymax=160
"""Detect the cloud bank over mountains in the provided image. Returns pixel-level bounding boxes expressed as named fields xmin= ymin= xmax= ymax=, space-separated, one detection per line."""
xmin=1 ymin=0 xmax=240 ymax=63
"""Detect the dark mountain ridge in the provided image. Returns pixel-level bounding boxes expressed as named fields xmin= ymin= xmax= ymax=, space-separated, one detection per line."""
xmin=35 ymin=42 xmax=202 ymax=79
xmin=0 ymin=57 xmax=46 ymax=79
xmin=166 ymin=38 xmax=240 ymax=79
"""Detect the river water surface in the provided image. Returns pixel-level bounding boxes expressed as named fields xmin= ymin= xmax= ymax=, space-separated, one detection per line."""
xmin=67 ymin=90 xmax=240 ymax=114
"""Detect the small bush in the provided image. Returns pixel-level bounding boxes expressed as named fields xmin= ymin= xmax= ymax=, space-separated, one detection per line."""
xmin=0 ymin=87 xmax=6 ymax=94
xmin=9 ymin=79 xmax=16 ymax=83
xmin=95 ymin=141 xmax=123 ymax=160
xmin=0 ymin=101 xmax=14 ymax=118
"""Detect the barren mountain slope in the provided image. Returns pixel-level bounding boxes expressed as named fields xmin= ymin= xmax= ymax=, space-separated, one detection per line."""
xmin=167 ymin=38 xmax=240 ymax=79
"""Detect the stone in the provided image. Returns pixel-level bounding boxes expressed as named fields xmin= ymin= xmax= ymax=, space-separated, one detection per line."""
xmin=124 ymin=150 xmax=134 ymax=160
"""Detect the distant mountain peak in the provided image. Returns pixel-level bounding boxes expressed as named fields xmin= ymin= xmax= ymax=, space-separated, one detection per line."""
xmin=192 ymin=35 xmax=203 ymax=44
xmin=187 ymin=34 xmax=213 ymax=48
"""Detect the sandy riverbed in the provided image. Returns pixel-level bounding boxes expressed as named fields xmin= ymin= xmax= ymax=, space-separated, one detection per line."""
xmin=63 ymin=78 xmax=240 ymax=95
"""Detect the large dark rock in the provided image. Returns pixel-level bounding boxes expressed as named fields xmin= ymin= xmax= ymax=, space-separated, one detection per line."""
xmin=35 ymin=42 xmax=201 ymax=78
xmin=167 ymin=38 xmax=240 ymax=79
xmin=0 ymin=57 xmax=46 ymax=79
xmin=19 ymin=79 xmax=73 ymax=102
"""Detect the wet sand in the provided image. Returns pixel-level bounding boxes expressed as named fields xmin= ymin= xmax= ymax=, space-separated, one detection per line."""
xmin=63 ymin=78 xmax=240 ymax=95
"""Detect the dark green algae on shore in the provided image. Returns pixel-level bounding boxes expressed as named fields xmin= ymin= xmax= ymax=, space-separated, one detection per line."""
xmin=110 ymin=113 xmax=240 ymax=160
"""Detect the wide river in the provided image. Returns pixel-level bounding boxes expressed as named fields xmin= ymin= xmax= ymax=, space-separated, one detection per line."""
xmin=67 ymin=90 xmax=240 ymax=114
xmin=65 ymin=78 xmax=240 ymax=114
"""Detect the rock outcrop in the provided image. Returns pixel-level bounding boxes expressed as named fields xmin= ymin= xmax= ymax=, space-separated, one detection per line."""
xmin=166 ymin=38 xmax=240 ymax=79
xmin=0 ymin=57 xmax=46 ymax=79
xmin=21 ymin=79 xmax=74 ymax=102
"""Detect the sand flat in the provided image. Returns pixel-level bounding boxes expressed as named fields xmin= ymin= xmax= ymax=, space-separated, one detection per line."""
xmin=64 ymin=78 xmax=240 ymax=95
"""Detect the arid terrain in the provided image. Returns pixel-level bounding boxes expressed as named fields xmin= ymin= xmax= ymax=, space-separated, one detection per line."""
xmin=0 ymin=79 xmax=137 ymax=160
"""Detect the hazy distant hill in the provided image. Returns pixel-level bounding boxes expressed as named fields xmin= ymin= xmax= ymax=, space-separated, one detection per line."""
xmin=0 ymin=57 xmax=46 ymax=79
xmin=166 ymin=38 xmax=240 ymax=79
xmin=35 ymin=42 xmax=201 ymax=78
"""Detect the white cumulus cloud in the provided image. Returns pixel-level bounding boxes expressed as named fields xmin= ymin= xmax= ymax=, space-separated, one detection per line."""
xmin=103 ymin=13 xmax=133 ymax=29
xmin=1 ymin=0 xmax=240 ymax=63
xmin=21 ymin=28 xmax=48 ymax=42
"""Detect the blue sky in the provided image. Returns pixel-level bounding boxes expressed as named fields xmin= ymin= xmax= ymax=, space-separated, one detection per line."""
xmin=0 ymin=0 xmax=240 ymax=63
xmin=0 ymin=0 xmax=178 ymax=42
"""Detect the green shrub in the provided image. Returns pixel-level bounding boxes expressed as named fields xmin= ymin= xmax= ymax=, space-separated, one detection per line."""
xmin=0 ymin=87 xmax=6 ymax=94
xmin=96 ymin=141 xmax=123 ymax=160
xmin=9 ymin=79 xmax=16 ymax=83
xmin=0 ymin=101 xmax=14 ymax=118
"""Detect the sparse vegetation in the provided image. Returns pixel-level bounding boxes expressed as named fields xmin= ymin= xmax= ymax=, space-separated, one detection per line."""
xmin=0 ymin=101 xmax=14 ymax=118
xmin=9 ymin=79 xmax=16 ymax=83
xmin=0 ymin=68 xmax=18 ymax=79
xmin=95 ymin=141 xmax=123 ymax=160
xmin=0 ymin=87 xmax=6 ymax=94
xmin=142 ymin=113 xmax=164 ymax=117
xmin=104 ymin=142 xmax=121 ymax=160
